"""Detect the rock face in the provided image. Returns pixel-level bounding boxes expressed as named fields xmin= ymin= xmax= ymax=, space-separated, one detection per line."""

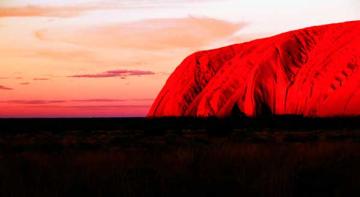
xmin=148 ymin=21 xmax=360 ymax=117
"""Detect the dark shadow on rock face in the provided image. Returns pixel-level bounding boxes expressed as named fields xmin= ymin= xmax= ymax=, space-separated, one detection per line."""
xmin=256 ymin=101 xmax=272 ymax=117
xmin=230 ymin=102 xmax=272 ymax=119
xmin=254 ymin=90 xmax=273 ymax=117
xmin=231 ymin=104 xmax=246 ymax=118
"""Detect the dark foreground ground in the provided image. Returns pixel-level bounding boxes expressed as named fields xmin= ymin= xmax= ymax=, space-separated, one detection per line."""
xmin=0 ymin=117 xmax=360 ymax=197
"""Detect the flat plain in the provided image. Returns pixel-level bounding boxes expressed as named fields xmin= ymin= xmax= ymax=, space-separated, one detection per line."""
xmin=0 ymin=117 xmax=359 ymax=197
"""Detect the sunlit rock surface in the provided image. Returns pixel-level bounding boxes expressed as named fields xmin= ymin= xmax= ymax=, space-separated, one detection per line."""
xmin=148 ymin=21 xmax=360 ymax=117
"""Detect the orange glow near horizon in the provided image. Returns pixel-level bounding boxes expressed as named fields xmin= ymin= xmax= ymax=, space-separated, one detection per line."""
xmin=0 ymin=0 xmax=359 ymax=117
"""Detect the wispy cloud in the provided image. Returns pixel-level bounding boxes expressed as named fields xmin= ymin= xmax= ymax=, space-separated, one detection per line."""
xmin=33 ymin=78 xmax=50 ymax=81
xmin=0 ymin=85 xmax=13 ymax=90
xmin=71 ymin=99 xmax=126 ymax=102
xmin=0 ymin=2 xmax=195 ymax=19
xmin=69 ymin=69 xmax=155 ymax=78
xmin=1 ymin=100 xmax=66 ymax=104
xmin=24 ymin=104 xmax=151 ymax=111
xmin=0 ymin=5 xmax=91 ymax=18
xmin=0 ymin=98 xmax=152 ymax=105
xmin=19 ymin=82 xmax=30 ymax=85
xmin=63 ymin=105 xmax=150 ymax=109
xmin=36 ymin=17 xmax=244 ymax=50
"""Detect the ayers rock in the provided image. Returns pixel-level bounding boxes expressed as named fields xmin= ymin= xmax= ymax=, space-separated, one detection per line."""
xmin=148 ymin=21 xmax=360 ymax=117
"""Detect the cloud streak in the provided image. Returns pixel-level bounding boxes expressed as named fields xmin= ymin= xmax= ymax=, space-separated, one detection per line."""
xmin=36 ymin=17 xmax=244 ymax=50
xmin=71 ymin=99 xmax=126 ymax=102
xmin=0 ymin=98 xmax=153 ymax=105
xmin=63 ymin=105 xmax=150 ymax=109
xmin=0 ymin=5 xmax=93 ymax=18
xmin=1 ymin=100 xmax=66 ymax=105
xmin=69 ymin=69 xmax=155 ymax=78
xmin=0 ymin=85 xmax=13 ymax=90
xmin=33 ymin=78 xmax=50 ymax=81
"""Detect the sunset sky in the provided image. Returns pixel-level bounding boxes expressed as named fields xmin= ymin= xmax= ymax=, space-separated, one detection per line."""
xmin=0 ymin=0 xmax=359 ymax=117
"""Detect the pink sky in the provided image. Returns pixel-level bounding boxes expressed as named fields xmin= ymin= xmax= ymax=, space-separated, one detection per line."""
xmin=0 ymin=0 xmax=359 ymax=117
